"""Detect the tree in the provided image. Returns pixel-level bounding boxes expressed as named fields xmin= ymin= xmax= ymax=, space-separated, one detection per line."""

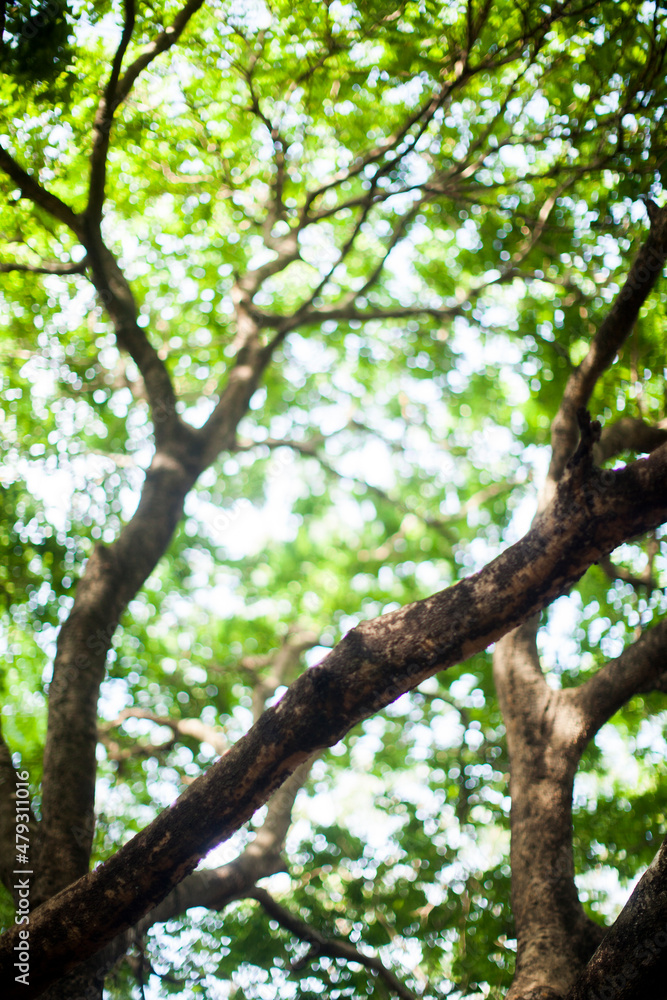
xmin=1 ymin=0 xmax=667 ymax=997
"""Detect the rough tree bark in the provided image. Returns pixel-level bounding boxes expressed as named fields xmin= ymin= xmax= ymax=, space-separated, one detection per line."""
xmin=494 ymin=203 xmax=667 ymax=1000
xmin=2 ymin=416 xmax=667 ymax=996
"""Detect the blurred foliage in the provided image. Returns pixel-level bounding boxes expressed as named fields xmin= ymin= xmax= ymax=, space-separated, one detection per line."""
xmin=2 ymin=0 xmax=667 ymax=997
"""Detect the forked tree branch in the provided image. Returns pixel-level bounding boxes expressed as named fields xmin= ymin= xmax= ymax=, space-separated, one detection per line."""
xmin=115 ymin=0 xmax=206 ymax=107
xmin=4 ymin=436 xmax=667 ymax=998
xmin=494 ymin=201 xmax=667 ymax=999
xmin=86 ymin=0 xmax=205 ymax=226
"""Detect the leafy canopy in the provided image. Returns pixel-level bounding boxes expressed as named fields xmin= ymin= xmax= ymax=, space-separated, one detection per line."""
xmin=1 ymin=0 xmax=667 ymax=996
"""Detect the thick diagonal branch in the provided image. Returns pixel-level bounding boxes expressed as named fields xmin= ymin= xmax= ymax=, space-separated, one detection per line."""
xmin=4 ymin=440 xmax=667 ymax=999
xmin=41 ymin=757 xmax=316 ymax=997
